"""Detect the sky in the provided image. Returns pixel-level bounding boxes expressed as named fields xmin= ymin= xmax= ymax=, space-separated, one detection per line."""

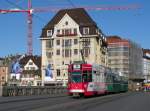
xmin=0 ymin=0 xmax=149 ymax=57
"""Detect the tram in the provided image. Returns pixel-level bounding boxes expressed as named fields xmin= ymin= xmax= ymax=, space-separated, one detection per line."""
xmin=67 ymin=62 xmax=128 ymax=97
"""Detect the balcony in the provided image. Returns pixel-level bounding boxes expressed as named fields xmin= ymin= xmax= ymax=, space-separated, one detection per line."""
xmin=56 ymin=33 xmax=77 ymax=37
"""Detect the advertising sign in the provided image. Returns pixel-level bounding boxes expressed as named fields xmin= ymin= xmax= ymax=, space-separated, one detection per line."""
xmin=45 ymin=64 xmax=54 ymax=81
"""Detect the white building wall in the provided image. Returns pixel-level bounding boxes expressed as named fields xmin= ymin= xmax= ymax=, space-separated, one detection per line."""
xmin=41 ymin=13 xmax=107 ymax=86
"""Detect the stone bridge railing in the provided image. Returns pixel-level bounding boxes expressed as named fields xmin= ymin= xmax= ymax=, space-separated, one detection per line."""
xmin=0 ymin=86 xmax=67 ymax=97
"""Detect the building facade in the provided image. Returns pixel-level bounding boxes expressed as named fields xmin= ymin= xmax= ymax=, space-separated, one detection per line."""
xmin=40 ymin=8 xmax=107 ymax=86
xmin=0 ymin=58 xmax=3 ymax=66
xmin=0 ymin=58 xmax=9 ymax=86
xmin=19 ymin=55 xmax=41 ymax=86
xmin=7 ymin=55 xmax=41 ymax=86
xmin=0 ymin=66 xmax=8 ymax=86
xmin=143 ymin=49 xmax=150 ymax=82
xmin=107 ymin=36 xmax=143 ymax=79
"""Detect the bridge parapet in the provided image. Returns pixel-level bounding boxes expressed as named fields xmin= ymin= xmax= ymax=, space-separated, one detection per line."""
xmin=1 ymin=86 xmax=67 ymax=97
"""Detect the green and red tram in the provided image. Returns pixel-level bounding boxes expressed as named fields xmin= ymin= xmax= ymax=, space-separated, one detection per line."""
xmin=67 ymin=62 xmax=128 ymax=97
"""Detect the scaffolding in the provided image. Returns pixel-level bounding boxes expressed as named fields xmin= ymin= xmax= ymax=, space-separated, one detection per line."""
xmin=107 ymin=36 xmax=143 ymax=80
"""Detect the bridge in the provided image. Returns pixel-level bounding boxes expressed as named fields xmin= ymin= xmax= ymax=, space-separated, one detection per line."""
xmin=0 ymin=86 xmax=66 ymax=97
xmin=0 ymin=92 xmax=150 ymax=111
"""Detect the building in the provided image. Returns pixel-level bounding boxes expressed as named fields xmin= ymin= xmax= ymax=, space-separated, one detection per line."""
xmin=143 ymin=49 xmax=150 ymax=82
xmin=19 ymin=55 xmax=42 ymax=86
xmin=0 ymin=66 xmax=8 ymax=86
xmin=6 ymin=55 xmax=41 ymax=86
xmin=0 ymin=58 xmax=9 ymax=86
xmin=107 ymin=36 xmax=143 ymax=78
xmin=0 ymin=58 xmax=3 ymax=66
xmin=107 ymin=36 xmax=143 ymax=90
xmin=40 ymin=8 xmax=107 ymax=86
xmin=107 ymin=36 xmax=130 ymax=77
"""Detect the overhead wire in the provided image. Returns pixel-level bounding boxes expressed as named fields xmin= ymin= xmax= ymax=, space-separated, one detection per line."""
xmin=46 ymin=0 xmax=76 ymax=8
xmin=66 ymin=0 xmax=76 ymax=8
xmin=5 ymin=0 xmax=47 ymax=23
xmin=5 ymin=0 xmax=24 ymax=9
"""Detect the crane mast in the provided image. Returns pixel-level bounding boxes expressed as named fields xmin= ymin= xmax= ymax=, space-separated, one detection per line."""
xmin=0 ymin=0 xmax=33 ymax=55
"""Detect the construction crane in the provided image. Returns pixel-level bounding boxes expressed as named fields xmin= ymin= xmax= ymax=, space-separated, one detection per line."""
xmin=0 ymin=0 xmax=33 ymax=55
xmin=0 ymin=0 xmax=140 ymax=55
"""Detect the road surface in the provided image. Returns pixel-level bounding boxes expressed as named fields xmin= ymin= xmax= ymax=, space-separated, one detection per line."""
xmin=0 ymin=92 xmax=149 ymax=111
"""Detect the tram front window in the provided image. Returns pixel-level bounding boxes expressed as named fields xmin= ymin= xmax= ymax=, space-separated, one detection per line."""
xmin=71 ymin=72 xmax=81 ymax=83
xmin=72 ymin=75 xmax=81 ymax=83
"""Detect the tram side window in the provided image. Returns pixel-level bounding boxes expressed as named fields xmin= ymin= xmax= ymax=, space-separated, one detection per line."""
xmin=83 ymin=74 xmax=87 ymax=82
xmin=82 ymin=71 xmax=92 ymax=82
xmin=68 ymin=72 xmax=71 ymax=83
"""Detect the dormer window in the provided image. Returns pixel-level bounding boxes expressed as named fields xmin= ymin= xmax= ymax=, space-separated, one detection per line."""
xmin=65 ymin=21 xmax=68 ymax=25
xmin=47 ymin=30 xmax=53 ymax=37
xmin=83 ymin=27 xmax=89 ymax=35
xmin=29 ymin=62 xmax=33 ymax=65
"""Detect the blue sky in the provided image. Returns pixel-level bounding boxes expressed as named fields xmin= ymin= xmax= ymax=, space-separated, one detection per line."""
xmin=0 ymin=0 xmax=149 ymax=57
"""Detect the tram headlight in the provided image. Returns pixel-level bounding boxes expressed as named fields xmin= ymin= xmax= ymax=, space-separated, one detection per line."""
xmin=84 ymin=84 xmax=87 ymax=89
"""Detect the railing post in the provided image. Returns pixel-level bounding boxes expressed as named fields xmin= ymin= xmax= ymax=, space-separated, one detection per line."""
xmin=0 ymin=86 xmax=2 ymax=96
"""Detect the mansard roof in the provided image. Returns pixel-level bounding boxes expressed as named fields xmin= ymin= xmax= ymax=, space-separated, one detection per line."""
xmin=44 ymin=8 xmax=97 ymax=29
xmin=40 ymin=8 xmax=100 ymax=37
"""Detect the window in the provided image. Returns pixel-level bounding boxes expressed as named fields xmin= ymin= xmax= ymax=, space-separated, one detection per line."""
xmin=57 ymin=69 xmax=60 ymax=76
xmin=65 ymin=39 xmax=72 ymax=47
xmin=82 ymin=39 xmax=90 ymax=47
xmin=83 ymin=27 xmax=89 ymax=35
xmin=74 ymin=49 xmax=78 ymax=55
xmin=74 ymin=39 xmax=78 ymax=45
xmin=71 ymin=75 xmax=81 ymax=83
xmin=65 ymin=29 xmax=71 ymax=35
xmin=46 ymin=52 xmax=53 ymax=58
xmin=82 ymin=71 xmax=92 ymax=82
xmin=47 ymin=30 xmax=53 ymax=36
xmin=56 ymin=49 xmax=60 ymax=55
xmin=65 ymin=49 xmax=71 ymax=57
xmin=26 ymin=67 xmax=29 ymax=70
xmin=30 ymin=67 xmax=35 ymax=70
xmin=29 ymin=62 xmax=33 ymax=65
xmin=65 ymin=49 xmax=69 ymax=57
xmin=65 ymin=21 xmax=68 ymax=25
xmin=62 ymin=49 xmax=64 ymax=57
xmin=74 ymin=28 xmax=77 ymax=35
xmin=46 ymin=40 xmax=53 ymax=48
xmin=83 ymin=48 xmax=90 ymax=57
xmin=62 ymin=29 xmax=65 ymax=35
xmin=56 ymin=40 xmax=60 ymax=45
xmin=57 ymin=30 xmax=60 ymax=35
xmin=2 ymin=77 xmax=4 ymax=80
